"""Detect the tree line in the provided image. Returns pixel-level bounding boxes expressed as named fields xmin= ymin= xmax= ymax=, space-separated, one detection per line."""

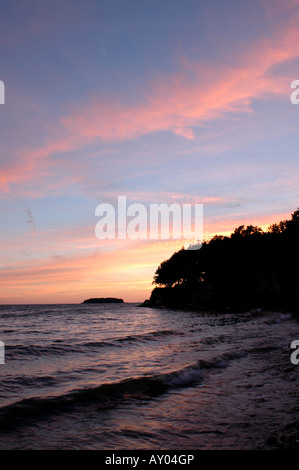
xmin=149 ymin=209 xmax=299 ymax=311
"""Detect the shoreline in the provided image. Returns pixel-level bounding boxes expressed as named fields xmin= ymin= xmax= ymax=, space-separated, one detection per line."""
xmin=140 ymin=287 xmax=299 ymax=317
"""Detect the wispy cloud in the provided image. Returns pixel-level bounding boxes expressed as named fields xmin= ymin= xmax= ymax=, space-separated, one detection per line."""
xmin=1 ymin=8 xmax=299 ymax=195
xmin=24 ymin=208 xmax=36 ymax=233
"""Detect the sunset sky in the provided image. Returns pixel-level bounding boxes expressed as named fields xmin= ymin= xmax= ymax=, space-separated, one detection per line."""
xmin=1 ymin=0 xmax=299 ymax=304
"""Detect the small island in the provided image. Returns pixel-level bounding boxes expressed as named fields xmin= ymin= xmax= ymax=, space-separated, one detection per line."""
xmin=82 ymin=297 xmax=124 ymax=304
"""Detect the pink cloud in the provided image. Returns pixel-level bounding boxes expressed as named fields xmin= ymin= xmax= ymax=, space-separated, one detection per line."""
xmin=44 ymin=17 xmax=299 ymax=145
xmin=2 ymin=9 xmax=299 ymax=194
xmin=173 ymin=127 xmax=195 ymax=139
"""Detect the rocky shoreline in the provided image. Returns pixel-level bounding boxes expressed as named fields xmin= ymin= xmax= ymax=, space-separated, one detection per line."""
xmin=140 ymin=285 xmax=299 ymax=316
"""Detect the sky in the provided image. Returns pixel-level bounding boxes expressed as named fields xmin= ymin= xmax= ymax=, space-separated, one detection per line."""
xmin=0 ymin=0 xmax=299 ymax=304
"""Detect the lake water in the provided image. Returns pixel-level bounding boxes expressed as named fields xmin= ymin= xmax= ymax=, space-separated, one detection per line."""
xmin=0 ymin=303 xmax=298 ymax=450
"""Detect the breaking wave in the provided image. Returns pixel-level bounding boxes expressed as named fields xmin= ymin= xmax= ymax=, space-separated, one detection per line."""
xmin=0 ymin=350 xmax=244 ymax=431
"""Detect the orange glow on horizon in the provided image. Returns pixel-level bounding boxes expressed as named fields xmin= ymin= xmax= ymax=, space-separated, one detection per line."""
xmin=0 ymin=210 xmax=292 ymax=304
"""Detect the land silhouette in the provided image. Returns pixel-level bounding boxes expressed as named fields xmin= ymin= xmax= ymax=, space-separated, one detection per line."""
xmin=142 ymin=209 xmax=299 ymax=313
xmin=82 ymin=298 xmax=124 ymax=304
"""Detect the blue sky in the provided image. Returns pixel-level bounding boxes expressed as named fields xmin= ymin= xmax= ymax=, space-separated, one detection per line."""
xmin=0 ymin=0 xmax=299 ymax=303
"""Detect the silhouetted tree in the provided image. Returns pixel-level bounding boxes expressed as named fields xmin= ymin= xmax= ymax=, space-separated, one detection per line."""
xmin=150 ymin=209 xmax=299 ymax=312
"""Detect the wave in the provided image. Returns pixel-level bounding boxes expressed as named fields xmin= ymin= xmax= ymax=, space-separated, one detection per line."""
xmin=114 ymin=329 xmax=182 ymax=344
xmin=5 ymin=330 xmax=180 ymax=359
xmin=0 ymin=349 xmax=244 ymax=430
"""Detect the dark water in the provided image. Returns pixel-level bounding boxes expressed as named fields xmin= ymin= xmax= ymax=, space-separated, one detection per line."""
xmin=0 ymin=303 xmax=298 ymax=450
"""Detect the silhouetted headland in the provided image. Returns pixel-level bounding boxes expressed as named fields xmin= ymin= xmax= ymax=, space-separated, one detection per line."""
xmin=82 ymin=298 xmax=124 ymax=304
xmin=141 ymin=209 xmax=299 ymax=315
